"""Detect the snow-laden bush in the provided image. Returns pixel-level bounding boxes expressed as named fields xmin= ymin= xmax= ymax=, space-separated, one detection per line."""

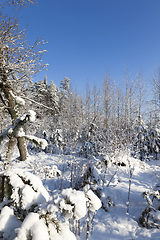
xmin=139 ymin=184 xmax=160 ymax=228
xmin=79 ymin=123 xmax=105 ymax=158
xmin=42 ymin=165 xmax=61 ymax=179
xmin=0 ymin=170 xmax=101 ymax=240
xmin=133 ymin=125 xmax=160 ymax=161
xmin=83 ymin=164 xmax=103 ymax=186
xmin=57 ymin=187 xmax=101 ymax=220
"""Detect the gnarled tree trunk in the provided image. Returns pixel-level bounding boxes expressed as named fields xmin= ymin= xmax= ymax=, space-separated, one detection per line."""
xmin=0 ymin=68 xmax=28 ymax=161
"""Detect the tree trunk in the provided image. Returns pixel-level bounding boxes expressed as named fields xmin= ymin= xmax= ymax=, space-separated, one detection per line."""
xmin=0 ymin=176 xmax=5 ymax=202
xmin=17 ymin=137 xmax=28 ymax=161
xmin=2 ymin=82 xmax=28 ymax=161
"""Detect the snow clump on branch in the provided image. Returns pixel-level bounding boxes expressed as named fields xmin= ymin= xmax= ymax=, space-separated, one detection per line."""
xmin=27 ymin=110 xmax=36 ymax=122
xmin=15 ymin=97 xmax=25 ymax=106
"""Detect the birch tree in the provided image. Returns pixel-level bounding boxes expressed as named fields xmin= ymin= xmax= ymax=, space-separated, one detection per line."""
xmin=103 ymin=74 xmax=112 ymax=129
xmin=151 ymin=68 xmax=160 ymax=125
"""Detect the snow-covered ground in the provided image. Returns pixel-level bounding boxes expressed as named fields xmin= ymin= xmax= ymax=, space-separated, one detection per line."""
xmin=1 ymin=151 xmax=160 ymax=239
xmin=91 ymin=159 xmax=160 ymax=240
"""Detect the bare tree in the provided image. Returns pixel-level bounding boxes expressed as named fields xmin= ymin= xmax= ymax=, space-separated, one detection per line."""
xmin=103 ymin=73 xmax=112 ymax=129
xmin=122 ymin=67 xmax=137 ymax=142
xmin=84 ymin=81 xmax=92 ymax=130
xmin=135 ymin=70 xmax=147 ymax=126
xmin=92 ymin=83 xmax=101 ymax=125
xmin=151 ymin=68 xmax=160 ymax=125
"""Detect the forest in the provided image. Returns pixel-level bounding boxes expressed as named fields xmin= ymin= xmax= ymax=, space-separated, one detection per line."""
xmin=1 ymin=0 xmax=160 ymax=239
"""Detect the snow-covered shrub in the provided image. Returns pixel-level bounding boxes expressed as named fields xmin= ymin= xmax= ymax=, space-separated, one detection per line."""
xmin=148 ymin=129 xmax=160 ymax=160
xmin=43 ymin=165 xmax=61 ymax=179
xmin=139 ymin=185 xmax=160 ymax=228
xmin=133 ymin=125 xmax=149 ymax=161
xmin=51 ymin=129 xmax=63 ymax=146
xmin=83 ymin=164 xmax=103 ymax=187
xmin=52 ymin=186 xmax=101 ymax=239
xmin=133 ymin=125 xmax=160 ymax=161
xmin=100 ymin=188 xmax=115 ymax=212
xmin=43 ymin=129 xmax=65 ymax=154
xmin=79 ymin=123 xmax=105 ymax=158
xmin=57 ymin=187 xmax=101 ymax=220
xmin=84 ymin=161 xmax=116 ymax=212
xmin=0 ymin=170 xmax=101 ymax=240
xmin=102 ymin=154 xmax=112 ymax=168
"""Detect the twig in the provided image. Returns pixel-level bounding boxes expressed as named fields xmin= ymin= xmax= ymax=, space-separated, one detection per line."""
xmin=106 ymin=171 xmax=117 ymax=187
xmin=127 ymin=168 xmax=133 ymax=214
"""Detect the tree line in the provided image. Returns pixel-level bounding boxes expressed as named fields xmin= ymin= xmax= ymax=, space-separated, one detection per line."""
xmin=21 ymin=70 xmax=160 ymax=161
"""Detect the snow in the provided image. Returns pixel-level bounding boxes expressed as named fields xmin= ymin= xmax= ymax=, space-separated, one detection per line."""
xmin=15 ymin=213 xmax=49 ymax=240
xmin=150 ymin=211 xmax=160 ymax=222
xmin=1 ymin=151 xmax=160 ymax=239
xmin=6 ymin=171 xmax=24 ymax=188
xmin=30 ymin=219 xmax=50 ymax=240
xmin=38 ymin=138 xmax=48 ymax=149
xmin=43 ymin=165 xmax=61 ymax=178
xmin=86 ymin=189 xmax=102 ymax=211
xmin=0 ymin=206 xmax=15 ymax=230
xmin=0 ymin=206 xmax=21 ymax=239
xmin=4 ymin=170 xmax=49 ymax=210
xmin=61 ymin=188 xmax=87 ymax=219
xmin=16 ymin=127 xmax=25 ymax=137
xmin=8 ymin=128 xmax=13 ymax=134
xmin=48 ymin=222 xmax=77 ymax=240
xmin=16 ymin=170 xmax=50 ymax=201
xmin=27 ymin=110 xmax=36 ymax=122
xmin=15 ymin=97 xmax=25 ymax=106
xmin=24 ymin=135 xmax=48 ymax=149
xmin=20 ymin=184 xmax=45 ymax=210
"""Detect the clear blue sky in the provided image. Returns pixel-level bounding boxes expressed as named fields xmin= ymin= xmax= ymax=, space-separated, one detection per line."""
xmin=6 ymin=0 xmax=160 ymax=92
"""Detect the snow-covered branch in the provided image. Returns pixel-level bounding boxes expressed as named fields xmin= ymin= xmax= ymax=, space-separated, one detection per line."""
xmin=22 ymin=96 xmax=56 ymax=111
xmin=0 ymin=110 xmax=36 ymax=144
xmin=0 ymin=108 xmax=48 ymax=150
xmin=24 ymin=135 xmax=48 ymax=150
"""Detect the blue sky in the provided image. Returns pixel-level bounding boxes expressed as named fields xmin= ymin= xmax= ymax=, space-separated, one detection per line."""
xmin=6 ymin=0 xmax=160 ymax=92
